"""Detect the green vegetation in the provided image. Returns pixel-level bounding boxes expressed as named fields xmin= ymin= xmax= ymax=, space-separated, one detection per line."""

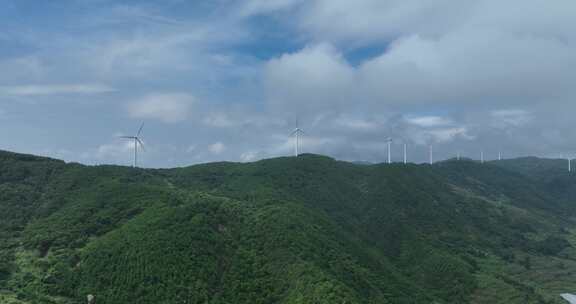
xmin=1 ymin=150 xmax=576 ymax=303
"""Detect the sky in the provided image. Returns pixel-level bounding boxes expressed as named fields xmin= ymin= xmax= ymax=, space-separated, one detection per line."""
xmin=0 ymin=0 xmax=575 ymax=167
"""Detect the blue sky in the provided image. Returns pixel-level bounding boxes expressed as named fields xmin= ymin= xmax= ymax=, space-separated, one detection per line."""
xmin=1 ymin=0 xmax=575 ymax=167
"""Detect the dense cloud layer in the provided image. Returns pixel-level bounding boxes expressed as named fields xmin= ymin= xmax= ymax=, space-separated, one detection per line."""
xmin=0 ymin=0 xmax=574 ymax=166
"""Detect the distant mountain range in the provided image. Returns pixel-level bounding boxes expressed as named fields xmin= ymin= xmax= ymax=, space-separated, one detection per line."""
xmin=1 ymin=150 xmax=576 ymax=304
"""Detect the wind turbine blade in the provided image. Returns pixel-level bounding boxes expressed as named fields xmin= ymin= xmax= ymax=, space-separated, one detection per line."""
xmin=136 ymin=122 xmax=144 ymax=137
xmin=119 ymin=136 xmax=135 ymax=139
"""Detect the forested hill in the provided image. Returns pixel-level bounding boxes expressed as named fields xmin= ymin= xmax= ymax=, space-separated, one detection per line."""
xmin=2 ymin=150 xmax=576 ymax=304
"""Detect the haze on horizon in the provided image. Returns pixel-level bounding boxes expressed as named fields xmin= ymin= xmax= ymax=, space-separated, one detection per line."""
xmin=0 ymin=0 xmax=574 ymax=168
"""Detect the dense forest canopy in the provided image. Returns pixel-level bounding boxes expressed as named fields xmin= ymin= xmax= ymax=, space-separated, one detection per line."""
xmin=1 ymin=150 xmax=576 ymax=303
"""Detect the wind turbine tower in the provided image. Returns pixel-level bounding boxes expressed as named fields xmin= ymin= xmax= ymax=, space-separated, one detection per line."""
xmin=291 ymin=120 xmax=305 ymax=157
xmin=403 ymin=143 xmax=407 ymax=164
xmin=498 ymin=151 xmax=502 ymax=161
xmin=120 ymin=122 xmax=145 ymax=168
xmin=569 ymin=157 xmax=572 ymax=173
xmin=481 ymin=150 xmax=484 ymax=164
xmin=429 ymin=145 xmax=434 ymax=165
xmin=386 ymin=138 xmax=393 ymax=164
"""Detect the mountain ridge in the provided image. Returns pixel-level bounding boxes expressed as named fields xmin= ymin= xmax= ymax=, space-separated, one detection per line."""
xmin=1 ymin=149 xmax=576 ymax=303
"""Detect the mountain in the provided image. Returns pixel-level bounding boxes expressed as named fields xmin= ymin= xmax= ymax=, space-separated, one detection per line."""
xmin=1 ymin=150 xmax=576 ymax=304
xmin=493 ymin=157 xmax=571 ymax=179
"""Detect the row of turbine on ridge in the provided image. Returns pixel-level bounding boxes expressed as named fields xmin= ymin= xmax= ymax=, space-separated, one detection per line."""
xmin=119 ymin=121 xmax=573 ymax=172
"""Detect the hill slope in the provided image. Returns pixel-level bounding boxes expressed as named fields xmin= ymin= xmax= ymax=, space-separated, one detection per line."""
xmin=1 ymin=151 xmax=576 ymax=303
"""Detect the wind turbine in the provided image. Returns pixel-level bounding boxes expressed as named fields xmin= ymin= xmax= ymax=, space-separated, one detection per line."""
xmin=498 ymin=151 xmax=502 ymax=161
xmin=429 ymin=144 xmax=434 ymax=165
xmin=403 ymin=143 xmax=407 ymax=164
xmin=120 ymin=122 xmax=145 ymax=167
xmin=386 ymin=137 xmax=393 ymax=164
xmin=291 ymin=120 xmax=304 ymax=157
xmin=481 ymin=150 xmax=484 ymax=164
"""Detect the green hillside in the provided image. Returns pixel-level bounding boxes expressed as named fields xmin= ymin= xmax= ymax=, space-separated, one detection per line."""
xmin=1 ymin=150 xmax=576 ymax=303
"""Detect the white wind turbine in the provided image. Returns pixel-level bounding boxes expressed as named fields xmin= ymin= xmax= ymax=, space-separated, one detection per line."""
xmin=403 ymin=143 xmax=408 ymax=164
xmin=120 ymin=122 xmax=145 ymax=167
xmin=386 ymin=137 xmax=393 ymax=164
xmin=291 ymin=120 xmax=305 ymax=157
xmin=429 ymin=144 xmax=434 ymax=165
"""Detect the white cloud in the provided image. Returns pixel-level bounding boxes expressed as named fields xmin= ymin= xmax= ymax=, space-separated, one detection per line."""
xmin=405 ymin=126 xmax=471 ymax=145
xmin=266 ymin=43 xmax=353 ymax=87
xmin=240 ymin=0 xmax=474 ymax=44
xmin=491 ymin=109 xmax=532 ymax=128
xmin=208 ymin=142 xmax=226 ymax=154
xmin=186 ymin=145 xmax=197 ymax=153
xmin=239 ymin=0 xmax=305 ymax=16
xmin=248 ymin=0 xmax=576 ymax=46
xmin=264 ymin=43 xmax=355 ymax=112
xmin=364 ymin=30 xmax=574 ymax=105
xmin=128 ymin=93 xmax=194 ymax=123
xmin=333 ymin=115 xmax=380 ymax=131
xmin=299 ymin=0 xmax=472 ymax=44
xmin=0 ymin=56 xmax=44 ymax=83
xmin=96 ymin=141 xmax=134 ymax=159
xmin=261 ymin=1 xmax=576 ymax=109
xmin=86 ymin=34 xmax=197 ymax=75
xmin=426 ymin=127 xmax=471 ymax=143
xmin=0 ymin=84 xmax=115 ymax=96
xmin=405 ymin=115 xmax=453 ymax=128
xmin=203 ymin=113 xmax=236 ymax=128
xmin=270 ymin=33 xmax=572 ymax=109
xmin=240 ymin=151 xmax=259 ymax=162
xmin=78 ymin=18 xmax=250 ymax=79
xmin=108 ymin=4 xmax=184 ymax=26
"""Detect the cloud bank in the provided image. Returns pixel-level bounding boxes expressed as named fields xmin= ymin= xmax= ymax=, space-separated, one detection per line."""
xmin=0 ymin=0 xmax=574 ymax=166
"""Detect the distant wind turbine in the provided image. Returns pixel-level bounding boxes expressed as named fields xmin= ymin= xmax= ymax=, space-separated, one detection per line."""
xmin=403 ymin=143 xmax=407 ymax=164
xmin=481 ymin=150 xmax=484 ymax=164
xmin=386 ymin=137 xmax=393 ymax=164
xmin=291 ymin=120 xmax=305 ymax=157
xmin=120 ymin=122 xmax=145 ymax=167
xmin=498 ymin=151 xmax=502 ymax=161
xmin=429 ymin=144 xmax=434 ymax=165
